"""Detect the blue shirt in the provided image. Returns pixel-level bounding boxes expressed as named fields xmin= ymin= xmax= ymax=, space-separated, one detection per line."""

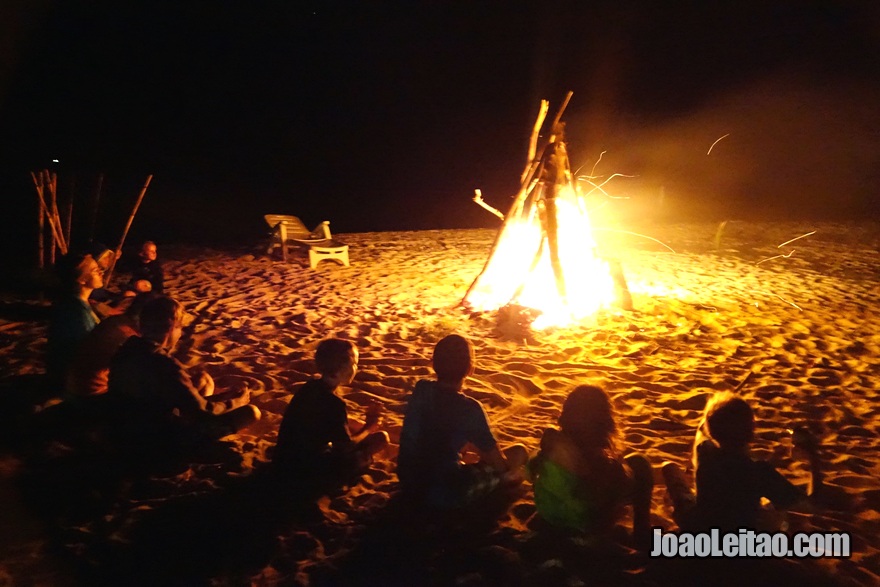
xmin=397 ymin=379 xmax=498 ymax=493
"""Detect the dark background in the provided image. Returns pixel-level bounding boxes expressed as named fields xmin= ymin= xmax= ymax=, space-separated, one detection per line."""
xmin=1 ymin=1 xmax=879 ymax=266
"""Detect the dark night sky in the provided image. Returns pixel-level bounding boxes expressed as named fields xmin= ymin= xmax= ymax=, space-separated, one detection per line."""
xmin=1 ymin=1 xmax=879 ymax=258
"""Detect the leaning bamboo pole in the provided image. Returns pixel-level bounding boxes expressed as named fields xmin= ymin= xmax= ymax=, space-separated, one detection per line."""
xmin=31 ymin=171 xmax=67 ymax=256
xmin=37 ymin=187 xmax=45 ymax=269
xmin=104 ymin=174 xmax=153 ymax=286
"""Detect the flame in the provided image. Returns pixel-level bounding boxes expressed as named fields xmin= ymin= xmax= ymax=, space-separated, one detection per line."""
xmin=465 ymin=185 xmax=617 ymax=328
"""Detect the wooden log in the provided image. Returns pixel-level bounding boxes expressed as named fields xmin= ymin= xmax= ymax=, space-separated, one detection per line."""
xmin=521 ymin=100 xmax=549 ymax=183
xmin=105 ymin=174 xmax=153 ymax=286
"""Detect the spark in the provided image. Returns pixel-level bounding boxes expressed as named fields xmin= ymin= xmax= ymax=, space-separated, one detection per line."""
xmin=589 ymin=150 xmax=606 ymax=179
xmin=707 ymin=134 xmax=730 ymax=155
xmin=756 ymin=249 xmax=796 ymax=266
xmin=758 ymin=290 xmax=802 ymax=311
xmin=591 ymin=228 xmax=677 ymax=254
xmin=578 ymin=173 xmax=636 ymax=198
xmin=777 ymin=230 xmax=816 ymax=248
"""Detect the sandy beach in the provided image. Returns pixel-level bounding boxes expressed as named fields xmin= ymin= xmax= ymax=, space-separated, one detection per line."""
xmin=1 ymin=220 xmax=878 ymax=586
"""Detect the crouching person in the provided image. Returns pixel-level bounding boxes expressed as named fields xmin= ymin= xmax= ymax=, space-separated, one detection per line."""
xmin=108 ymin=295 xmax=260 ymax=467
xmin=273 ymin=338 xmax=389 ymax=493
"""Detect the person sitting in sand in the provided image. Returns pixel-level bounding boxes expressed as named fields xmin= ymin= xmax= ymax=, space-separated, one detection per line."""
xmin=662 ymin=391 xmax=824 ymax=532
xmin=397 ymin=334 xmax=528 ymax=509
xmin=273 ymin=338 xmax=389 ymax=491
xmin=108 ymin=295 xmax=260 ymax=461
xmin=83 ymin=242 xmax=126 ymax=318
xmin=528 ymin=385 xmax=653 ymax=545
xmin=46 ymin=252 xmax=103 ymax=392
xmin=124 ymin=240 xmax=164 ymax=296
xmin=67 ymin=292 xmax=154 ymax=398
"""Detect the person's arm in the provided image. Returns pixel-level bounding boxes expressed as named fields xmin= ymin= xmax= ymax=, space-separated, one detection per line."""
xmin=792 ymin=426 xmax=823 ymax=497
xmin=349 ymin=402 xmax=382 ymax=443
xmin=151 ymin=262 xmax=165 ymax=294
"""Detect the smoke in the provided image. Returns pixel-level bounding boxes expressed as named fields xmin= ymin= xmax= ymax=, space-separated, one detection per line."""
xmin=573 ymin=74 xmax=880 ymax=223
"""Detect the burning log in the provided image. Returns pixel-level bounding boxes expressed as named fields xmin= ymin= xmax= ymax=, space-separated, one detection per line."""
xmin=464 ymin=93 xmax=628 ymax=328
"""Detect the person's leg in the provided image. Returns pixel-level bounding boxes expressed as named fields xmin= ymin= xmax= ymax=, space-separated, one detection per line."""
xmin=502 ymin=443 xmax=529 ymax=484
xmin=662 ymin=461 xmax=697 ymax=529
xmin=352 ymin=431 xmax=390 ymax=469
xmin=624 ymin=453 xmax=653 ymax=544
xmin=204 ymin=404 xmax=261 ymax=439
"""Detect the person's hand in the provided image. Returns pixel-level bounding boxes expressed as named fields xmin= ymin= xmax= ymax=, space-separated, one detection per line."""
xmin=192 ymin=369 xmax=215 ymax=397
xmin=364 ymin=402 xmax=382 ymax=430
xmin=134 ymin=279 xmax=152 ymax=293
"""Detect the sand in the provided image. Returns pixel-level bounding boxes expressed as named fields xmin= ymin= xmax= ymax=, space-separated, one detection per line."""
xmin=0 ymin=220 xmax=878 ymax=586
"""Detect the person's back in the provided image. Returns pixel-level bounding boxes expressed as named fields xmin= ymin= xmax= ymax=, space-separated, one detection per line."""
xmin=274 ymin=377 xmax=353 ymax=470
xmin=273 ymin=338 xmax=388 ymax=489
xmin=108 ymin=296 xmax=259 ymax=457
xmin=529 ymin=385 xmax=652 ymax=541
xmin=664 ymin=392 xmax=816 ymax=532
xmin=397 ymin=334 xmax=526 ymax=509
xmin=66 ymin=294 xmax=151 ymax=397
xmin=397 ymin=379 xmax=498 ymax=494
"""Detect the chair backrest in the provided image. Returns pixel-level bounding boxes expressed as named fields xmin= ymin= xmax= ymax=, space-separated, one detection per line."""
xmin=264 ymin=214 xmax=312 ymax=239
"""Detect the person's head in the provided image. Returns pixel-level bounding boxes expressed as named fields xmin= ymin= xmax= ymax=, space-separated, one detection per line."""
xmin=86 ymin=242 xmax=114 ymax=271
xmin=432 ymin=334 xmax=474 ymax=386
xmin=703 ymin=392 xmax=754 ymax=450
xmin=138 ymin=295 xmax=185 ymax=349
xmin=122 ymin=292 xmax=158 ymax=331
xmin=559 ymin=385 xmax=620 ymax=455
xmin=57 ymin=253 xmax=104 ymax=296
xmin=139 ymin=241 xmax=158 ymax=263
xmin=315 ymin=338 xmax=358 ymax=386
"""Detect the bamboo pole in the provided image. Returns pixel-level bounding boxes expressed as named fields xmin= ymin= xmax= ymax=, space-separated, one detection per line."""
xmin=31 ymin=171 xmax=67 ymax=256
xmin=104 ymin=174 xmax=153 ymax=286
xmin=64 ymin=175 xmax=74 ymax=248
xmin=37 ymin=181 xmax=45 ymax=270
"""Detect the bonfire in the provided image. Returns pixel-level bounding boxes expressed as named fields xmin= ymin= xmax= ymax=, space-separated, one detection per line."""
xmin=464 ymin=93 xmax=630 ymax=328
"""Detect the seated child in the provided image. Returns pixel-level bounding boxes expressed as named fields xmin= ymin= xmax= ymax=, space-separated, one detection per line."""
xmin=125 ymin=240 xmax=164 ymax=296
xmin=529 ymin=385 xmax=653 ymax=543
xmin=273 ymin=338 xmax=389 ymax=489
xmin=397 ymin=334 xmax=527 ymax=509
xmin=67 ymin=293 xmax=153 ymax=397
xmin=108 ymin=296 xmax=260 ymax=460
xmin=663 ymin=391 xmax=823 ymax=532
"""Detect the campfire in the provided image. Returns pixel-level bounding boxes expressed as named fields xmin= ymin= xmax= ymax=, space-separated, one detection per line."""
xmin=463 ymin=93 xmax=627 ymax=328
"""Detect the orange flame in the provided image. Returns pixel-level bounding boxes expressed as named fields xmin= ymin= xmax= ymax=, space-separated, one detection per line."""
xmin=465 ymin=184 xmax=617 ymax=328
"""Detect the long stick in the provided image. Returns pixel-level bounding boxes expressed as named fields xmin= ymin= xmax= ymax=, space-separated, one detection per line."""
xmin=64 ymin=175 xmax=75 ymax=248
xmin=549 ymin=91 xmax=573 ymax=138
xmin=105 ymin=174 xmax=153 ymax=285
xmin=521 ymin=100 xmax=549 ymax=183
xmin=32 ymin=171 xmax=67 ymax=256
xmin=37 ymin=179 xmax=45 ymax=270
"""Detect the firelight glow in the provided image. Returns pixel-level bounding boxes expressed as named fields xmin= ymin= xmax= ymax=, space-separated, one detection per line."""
xmin=465 ymin=185 xmax=617 ymax=328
